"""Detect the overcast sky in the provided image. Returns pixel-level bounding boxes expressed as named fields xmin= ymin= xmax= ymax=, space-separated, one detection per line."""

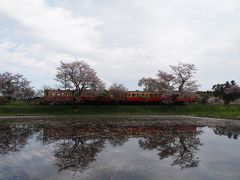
xmin=0 ymin=0 xmax=239 ymax=91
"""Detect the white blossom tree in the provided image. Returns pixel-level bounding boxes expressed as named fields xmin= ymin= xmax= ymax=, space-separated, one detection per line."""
xmin=138 ymin=72 xmax=175 ymax=93
xmin=108 ymin=83 xmax=128 ymax=103
xmin=55 ymin=60 xmax=105 ymax=103
xmin=0 ymin=72 xmax=35 ymax=100
xmin=138 ymin=77 xmax=161 ymax=92
xmin=157 ymin=71 xmax=175 ymax=92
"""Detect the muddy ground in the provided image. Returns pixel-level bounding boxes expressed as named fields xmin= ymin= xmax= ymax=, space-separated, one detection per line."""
xmin=0 ymin=115 xmax=239 ymax=128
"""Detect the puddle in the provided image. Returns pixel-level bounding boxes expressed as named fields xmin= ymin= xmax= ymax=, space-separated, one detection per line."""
xmin=0 ymin=118 xmax=240 ymax=180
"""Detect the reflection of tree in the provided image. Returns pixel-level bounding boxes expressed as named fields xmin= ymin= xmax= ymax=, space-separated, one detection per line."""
xmin=0 ymin=125 xmax=38 ymax=154
xmin=108 ymin=135 xmax=128 ymax=147
xmin=49 ymin=127 xmax=129 ymax=173
xmin=54 ymin=137 xmax=105 ymax=173
xmin=47 ymin=125 xmax=202 ymax=172
xmin=214 ymin=125 xmax=240 ymax=139
xmin=139 ymin=126 xmax=202 ymax=169
xmin=43 ymin=125 xmax=203 ymax=172
xmin=0 ymin=123 xmax=204 ymax=174
xmin=43 ymin=126 xmax=130 ymax=173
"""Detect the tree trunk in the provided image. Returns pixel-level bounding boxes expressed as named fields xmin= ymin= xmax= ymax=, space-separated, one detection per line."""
xmin=71 ymin=90 xmax=77 ymax=105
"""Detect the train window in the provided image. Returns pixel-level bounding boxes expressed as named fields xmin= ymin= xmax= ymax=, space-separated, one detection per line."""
xmin=154 ymin=94 xmax=157 ymax=97
xmin=142 ymin=94 xmax=145 ymax=96
xmin=150 ymin=94 xmax=153 ymax=97
xmin=132 ymin=94 xmax=136 ymax=97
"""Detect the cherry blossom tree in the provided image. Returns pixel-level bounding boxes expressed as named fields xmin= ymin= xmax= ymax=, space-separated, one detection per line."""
xmin=138 ymin=77 xmax=162 ymax=92
xmin=108 ymin=83 xmax=128 ymax=103
xmin=0 ymin=72 xmax=34 ymax=100
xmin=138 ymin=62 xmax=198 ymax=93
xmin=157 ymin=71 xmax=175 ymax=92
xmin=55 ymin=60 xmax=105 ymax=103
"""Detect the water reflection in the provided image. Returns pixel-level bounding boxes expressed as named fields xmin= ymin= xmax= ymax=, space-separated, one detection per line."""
xmin=55 ymin=138 xmax=105 ymax=173
xmin=1 ymin=122 xmax=240 ymax=179
xmin=0 ymin=125 xmax=39 ymax=154
xmin=43 ymin=125 xmax=202 ymax=172
xmin=138 ymin=126 xmax=202 ymax=169
xmin=213 ymin=125 xmax=240 ymax=139
xmin=42 ymin=126 xmax=133 ymax=173
xmin=0 ymin=124 xmax=204 ymax=174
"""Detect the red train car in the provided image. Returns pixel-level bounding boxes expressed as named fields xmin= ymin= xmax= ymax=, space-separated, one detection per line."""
xmin=44 ymin=89 xmax=198 ymax=104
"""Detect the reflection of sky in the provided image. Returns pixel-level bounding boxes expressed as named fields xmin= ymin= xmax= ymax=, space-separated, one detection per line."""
xmin=197 ymin=128 xmax=240 ymax=180
xmin=0 ymin=127 xmax=240 ymax=180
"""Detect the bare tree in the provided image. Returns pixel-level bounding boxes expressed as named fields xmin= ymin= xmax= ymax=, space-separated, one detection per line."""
xmin=170 ymin=62 xmax=198 ymax=92
xmin=108 ymin=83 xmax=128 ymax=103
xmin=55 ymin=60 xmax=105 ymax=103
xmin=138 ymin=62 xmax=198 ymax=93
xmin=0 ymin=72 xmax=35 ymax=100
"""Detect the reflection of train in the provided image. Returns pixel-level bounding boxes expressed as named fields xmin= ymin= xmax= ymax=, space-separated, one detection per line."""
xmin=44 ymin=89 xmax=198 ymax=104
xmin=43 ymin=125 xmax=197 ymax=140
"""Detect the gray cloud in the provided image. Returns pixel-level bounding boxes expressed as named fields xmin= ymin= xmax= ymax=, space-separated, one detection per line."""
xmin=0 ymin=0 xmax=240 ymax=90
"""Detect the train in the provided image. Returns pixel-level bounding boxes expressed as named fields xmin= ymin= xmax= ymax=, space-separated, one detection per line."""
xmin=44 ymin=89 xmax=198 ymax=105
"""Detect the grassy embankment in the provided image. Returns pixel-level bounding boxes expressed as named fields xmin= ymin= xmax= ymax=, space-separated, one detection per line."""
xmin=0 ymin=104 xmax=240 ymax=119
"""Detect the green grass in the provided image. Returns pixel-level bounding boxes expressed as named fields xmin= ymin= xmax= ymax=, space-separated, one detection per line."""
xmin=0 ymin=104 xmax=240 ymax=119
